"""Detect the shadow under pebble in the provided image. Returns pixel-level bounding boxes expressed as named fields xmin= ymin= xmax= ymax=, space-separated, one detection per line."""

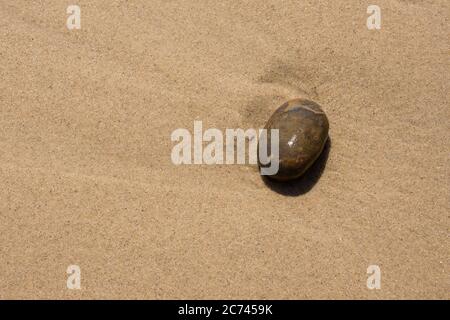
xmin=262 ymin=137 xmax=331 ymax=196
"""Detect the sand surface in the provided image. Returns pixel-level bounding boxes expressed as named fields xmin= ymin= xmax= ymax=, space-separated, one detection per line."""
xmin=0 ymin=0 xmax=449 ymax=299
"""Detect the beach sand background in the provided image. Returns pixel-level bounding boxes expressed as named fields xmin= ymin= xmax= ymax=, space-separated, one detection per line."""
xmin=0 ymin=0 xmax=448 ymax=299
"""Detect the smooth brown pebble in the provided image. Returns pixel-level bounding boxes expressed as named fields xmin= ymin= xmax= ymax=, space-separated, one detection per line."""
xmin=258 ymin=98 xmax=329 ymax=181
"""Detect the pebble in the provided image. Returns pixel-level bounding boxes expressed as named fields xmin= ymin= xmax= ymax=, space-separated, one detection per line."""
xmin=258 ymin=99 xmax=329 ymax=181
